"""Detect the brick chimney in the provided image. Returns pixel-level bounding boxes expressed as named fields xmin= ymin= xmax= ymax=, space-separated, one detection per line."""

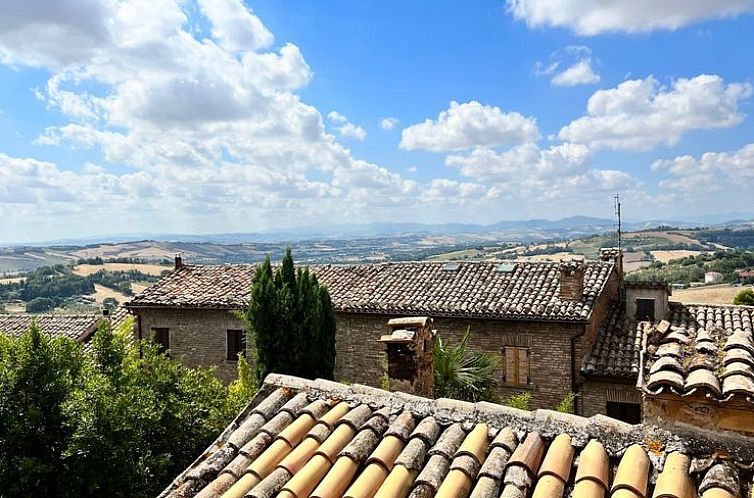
xmin=600 ymin=247 xmax=624 ymax=281
xmin=380 ymin=317 xmax=434 ymax=397
xmin=174 ymin=254 xmax=183 ymax=269
xmin=559 ymin=260 xmax=586 ymax=302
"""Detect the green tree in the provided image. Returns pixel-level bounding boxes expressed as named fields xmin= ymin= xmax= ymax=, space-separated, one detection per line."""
xmin=0 ymin=321 xmax=85 ymax=495
xmin=103 ymin=296 xmax=119 ymax=310
xmin=433 ymin=328 xmax=499 ymax=402
xmin=0 ymin=317 xmax=243 ymax=498
xmin=734 ymin=288 xmax=754 ymax=306
xmin=25 ymin=296 xmax=56 ymax=313
xmin=242 ymin=249 xmax=336 ymax=381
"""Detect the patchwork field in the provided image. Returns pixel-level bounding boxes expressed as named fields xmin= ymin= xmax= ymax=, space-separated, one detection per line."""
xmin=650 ymin=250 xmax=705 ymax=263
xmin=671 ymin=284 xmax=745 ymax=305
xmin=73 ymin=262 xmax=171 ymax=277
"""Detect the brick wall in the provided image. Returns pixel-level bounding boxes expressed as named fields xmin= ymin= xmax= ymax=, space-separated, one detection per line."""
xmin=133 ymin=306 xmax=614 ymax=412
xmin=579 ymin=379 xmax=641 ymax=417
xmin=335 ymin=312 xmax=584 ymax=410
xmin=136 ymin=308 xmax=248 ymax=383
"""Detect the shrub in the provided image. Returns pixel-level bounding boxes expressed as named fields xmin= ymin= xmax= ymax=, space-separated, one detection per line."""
xmin=734 ymin=288 xmax=754 ymax=306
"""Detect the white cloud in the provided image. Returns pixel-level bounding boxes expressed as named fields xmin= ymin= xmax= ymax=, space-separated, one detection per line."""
xmin=558 ymin=74 xmax=752 ymax=150
xmin=380 ymin=117 xmax=399 ymax=130
xmin=197 ymin=0 xmax=273 ymax=52
xmin=328 ymin=111 xmax=366 ymax=141
xmin=552 ymin=59 xmax=600 ymax=86
xmin=536 ymin=46 xmax=600 ymax=87
xmin=507 ymin=0 xmax=754 ymax=35
xmin=651 ymin=143 xmax=754 ymax=191
xmin=400 ymin=100 xmax=540 ymax=152
xmin=445 ymin=143 xmax=592 ymax=182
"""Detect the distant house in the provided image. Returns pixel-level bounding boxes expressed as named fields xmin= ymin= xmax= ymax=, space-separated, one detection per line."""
xmin=0 ymin=307 xmax=131 ymax=348
xmin=705 ymin=271 xmax=724 ymax=284
xmin=126 ymin=254 xmax=622 ymax=411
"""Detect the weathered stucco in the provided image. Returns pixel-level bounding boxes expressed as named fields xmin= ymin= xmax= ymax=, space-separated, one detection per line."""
xmin=643 ymin=392 xmax=754 ymax=436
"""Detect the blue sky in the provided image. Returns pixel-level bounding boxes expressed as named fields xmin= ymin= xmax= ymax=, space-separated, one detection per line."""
xmin=1 ymin=0 xmax=754 ymax=242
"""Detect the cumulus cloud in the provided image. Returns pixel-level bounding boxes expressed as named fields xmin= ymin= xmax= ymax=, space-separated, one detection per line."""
xmin=380 ymin=117 xmax=399 ymax=130
xmin=400 ymin=101 xmax=540 ymax=152
xmin=536 ymin=46 xmax=600 ymax=87
xmin=651 ymin=143 xmax=754 ymax=191
xmin=327 ymin=111 xmax=366 ymax=141
xmin=558 ymin=74 xmax=752 ymax=150
xmin=507 ymin=0 xmax=754 ymax=35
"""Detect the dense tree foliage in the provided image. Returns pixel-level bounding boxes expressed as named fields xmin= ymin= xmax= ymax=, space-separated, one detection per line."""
xmin=243 ymin=249 xmax=336 ymax=381
xmin=0 ymin=265 xmax=94 ymax=306
xmin=433 ymin=329 xmax=499 ymax=402
xmin=0 ymin=319 xmax=254 ymax=498
xmin=734 ymin=288 xmax=754 ymax=306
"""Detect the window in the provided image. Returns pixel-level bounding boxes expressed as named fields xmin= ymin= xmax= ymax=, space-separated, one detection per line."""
xmin=606 ymin=401 xmax=641 ymax=424
xmin=152 ymin=327 xmax=170 ymax=354
xmin=227 ymin=329 xmax=246 ymax=361
xmin=636 ymin=298 xmax=655 ymax=321
xmin=504 ymin=347 xmax=530 ymax=386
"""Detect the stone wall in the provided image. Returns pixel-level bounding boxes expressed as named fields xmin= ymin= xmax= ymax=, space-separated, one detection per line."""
xmin=335 ymin=312 xmax=585 ymax=410
xmin=135 ymin=308 xmax=248 ymax=383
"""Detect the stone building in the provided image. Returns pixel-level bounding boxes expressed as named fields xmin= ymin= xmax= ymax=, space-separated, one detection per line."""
xmin=126 ymin=256 xmax=622 ymax=410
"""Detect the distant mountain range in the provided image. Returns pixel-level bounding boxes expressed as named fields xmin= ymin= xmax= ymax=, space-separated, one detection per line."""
xmin=14 ymin=213 xmax=754 ymax=247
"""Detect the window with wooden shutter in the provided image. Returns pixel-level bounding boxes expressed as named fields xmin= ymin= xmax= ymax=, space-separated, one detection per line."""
xmin=504 ymin=347 xmax=530 ymax=386
xmin=227 ymin=329 xmax=246 ymax=361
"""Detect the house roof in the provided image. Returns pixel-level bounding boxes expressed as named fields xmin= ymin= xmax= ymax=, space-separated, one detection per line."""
xmin=0 ymin=307 xmax=134 ymax=347
xmin=127 ymin=260 xmax=615 ymax=322
xmin=159 ymin=373 xmax=754 ymax=498
xmin=0 ymin=313 xmax=101 ymax=341
xmin=641 ymin=303 xmax=754 ymax=404
xmin=582 ymin=301 xmax=645 ymax=379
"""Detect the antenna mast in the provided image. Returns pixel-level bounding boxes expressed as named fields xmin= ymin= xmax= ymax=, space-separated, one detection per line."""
xmin=615 ymin=194 xmax=622 ymax=252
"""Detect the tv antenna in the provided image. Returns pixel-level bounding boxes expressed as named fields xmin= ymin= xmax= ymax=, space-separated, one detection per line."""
xmin=614 ymin=194 xmax=622 ymax=252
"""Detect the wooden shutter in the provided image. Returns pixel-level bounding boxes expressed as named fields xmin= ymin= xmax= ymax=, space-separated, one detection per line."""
xmin=505 ymin=348 xmax=517 ymax=384
xmin=517 ymin=348 xmax=529 ymax=385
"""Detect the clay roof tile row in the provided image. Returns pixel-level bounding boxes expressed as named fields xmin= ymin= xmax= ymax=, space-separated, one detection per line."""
xmin=160 ymin=374 xmax=754 ymax=498
xmin=127 ymin=260 xmax=614 ymax=322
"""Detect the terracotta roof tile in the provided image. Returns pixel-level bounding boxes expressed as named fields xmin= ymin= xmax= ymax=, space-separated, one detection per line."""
xmin=127 ymin=260 xmax=614 ymax=321
xmin=0 ymin=312 xmax=101 ymax=341
xmin=161 ymin=374 xmax=754 ymax=498
xmin=583 ymin=301 xmax=644 ymax=378
xmin=641 ymin=303 xmax=754 ymax=404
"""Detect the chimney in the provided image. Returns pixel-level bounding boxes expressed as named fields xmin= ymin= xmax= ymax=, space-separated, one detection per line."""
xmin=600 ymin=247 xmax=624 ymax=281
xmin=380 ymin=317 xmax=434 ymax=397
xmin=559 ymin=260 xmax=586 ymax=302
xmin=174 ymin=254 xmax=183 ymax=270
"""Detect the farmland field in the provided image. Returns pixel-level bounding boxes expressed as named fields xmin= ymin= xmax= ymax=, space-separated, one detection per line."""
xmin=672 ymin=284 xmax=746 ymax=305
xmin=650 ymin=250 xmax=705 ymax=263
xmin=73 ymin=262 xmax=171 ymax=277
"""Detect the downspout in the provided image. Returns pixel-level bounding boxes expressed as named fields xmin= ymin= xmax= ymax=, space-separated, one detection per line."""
xmin=137 ymin=311 xmax=143 ymax=359
xmin=571 ymin=324 xmax=587 ymax=415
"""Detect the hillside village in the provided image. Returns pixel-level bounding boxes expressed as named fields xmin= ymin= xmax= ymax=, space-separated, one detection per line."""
xmin=4 ymin=1 xmax=754 ymax=497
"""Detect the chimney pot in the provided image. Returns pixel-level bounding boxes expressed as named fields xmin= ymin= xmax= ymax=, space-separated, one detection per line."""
xmin=175 ymin=254 xmax=183 ymax=269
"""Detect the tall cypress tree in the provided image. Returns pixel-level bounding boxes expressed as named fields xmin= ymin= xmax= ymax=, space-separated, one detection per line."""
xmin=243 ymin=250 xmax=337 ymax=381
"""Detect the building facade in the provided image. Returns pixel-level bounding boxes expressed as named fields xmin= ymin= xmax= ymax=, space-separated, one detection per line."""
xmin=126 ymin=256 xmax=621 ymax=410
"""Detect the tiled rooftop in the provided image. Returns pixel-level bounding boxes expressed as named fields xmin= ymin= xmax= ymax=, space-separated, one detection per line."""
xmin=128 ymin=260 xmax=615 ymax=321
xmin=641 ymin=303 xmax=754 ymax=404
xmin=0 ymin=307 xmax=133 ymax=348
xmin=0 ymin=312 xmax=101 ymax=341
xmin=582 ymin=301 xmax=645 ymax=378
xmin=160 ymin=374 xmax=754 ymax=498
